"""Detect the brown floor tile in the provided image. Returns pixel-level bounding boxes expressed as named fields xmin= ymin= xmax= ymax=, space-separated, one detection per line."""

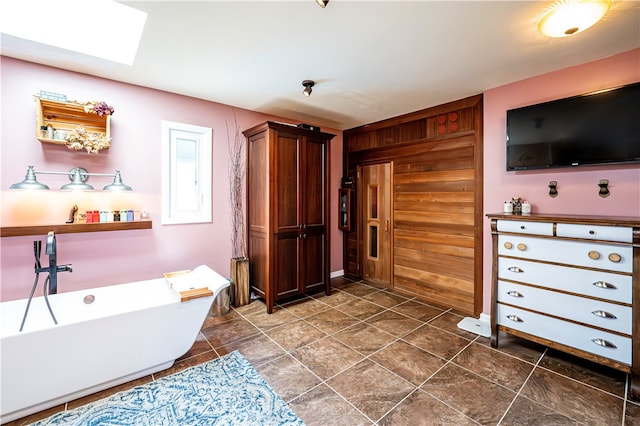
xmin=265 ymin=319 xmax=327 ymax=352
xmin=255 ymin=354 xmax=321 ymax=402
xmin=303 ymin=307 xmax=361 ymax=335
xmin=215 ymin=333 xmax=287 ymax=368
xmin=292 ymin=336 xmax=364 ymax=380
xmin=626 ymin=400 xmax=640 ymax=426
xmin=233 ymin=299 xmax=267 ymax=316
xmin=379 ymin=389 xmax=477 ymax=425
xmin=282 ymin=297 xmax=332 ymax=318
xmin=361 ymin=291 xmax=408 ymax=308
xmin=520 ymin=367 xmax=624 ymax=424
xmin=311 ymin=288 xmax=358 ymax=308
xmin=333 ymin=322 xmax=397 ymax=355
xmin=476 ymin=331 xmax=546 ymax=364
xmin=421 ymin=363 xmax=516 ymax=425
xmin=339 ymin=282 xmax=380 ymax=298
xmin=428 ymin=311 xmax=479 ymax=340
xmin=288 ymin=384 xmax=373 ymax=426
xmin=327 ymin=359 xmax=414 ymax=422
xmin=175 ymin=331 xmax=212 ymax=361
xmin=201 ymin=316 xmax=261 ymax=347
xmin=243 ymin=306 xmax=299 ymax=330
xmin=453 ymin=342 xmax=534 ymax=391
xmin=334 ymin=297 xmax=387 ymax=321
xmin=403 ymin=324 xmax=471 ymax=360
xmin=538 ymin=348 xmax=627 ymax=397
xmin=370 ymin=340 xmax=445 ymax=386
xmin=391 ymin=300 xmax=445 ymax=322
xmin=365 ymin=310 xmax=423 ymax=337
xmin=201 ymin=308 xmax=240 ymax=326
xmin=500 ymin=396 xmax=581 ymax=425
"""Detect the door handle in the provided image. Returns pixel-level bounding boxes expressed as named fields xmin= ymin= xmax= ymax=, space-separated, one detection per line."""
xmin=384 ymin=220 xmax=389 ymax=232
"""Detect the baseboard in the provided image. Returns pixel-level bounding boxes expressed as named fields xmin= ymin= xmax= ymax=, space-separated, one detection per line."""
xmin=479 ymin=313 xmax=491 ymax=324
xmin=330 ymin=270 xmax=344 ymax=279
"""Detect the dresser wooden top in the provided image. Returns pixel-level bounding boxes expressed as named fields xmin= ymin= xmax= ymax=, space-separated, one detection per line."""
xmin=487 ymin=213 xmax=640 ymax=227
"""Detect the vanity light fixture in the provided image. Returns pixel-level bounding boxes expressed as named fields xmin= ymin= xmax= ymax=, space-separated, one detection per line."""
xmin=538 ymin=0 xmax=611 ymax=37
xmin=10 ymin=166 xmax=133 ymax=191
xmin=302 ymin=80 xmax=315 ymax=97
xmin=316 ymin=0 xmax=329 ymax=8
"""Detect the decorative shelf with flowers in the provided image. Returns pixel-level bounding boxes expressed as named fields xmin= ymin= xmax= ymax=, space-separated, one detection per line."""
xmin=35 ymin=97 xmax=114 ymax=154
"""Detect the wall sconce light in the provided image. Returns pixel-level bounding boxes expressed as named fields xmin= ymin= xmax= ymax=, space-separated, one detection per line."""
xmin=537 ymin=0 xmax=611 ymax=37
xmin=548 ymin=181 xmax=558 ymax=198
xmin=10 ymin=166 xmax=133 ymax=191
xmin=316 ymin=0 xmax=329 ymax=8
xmin=302 ymin=80 xmax=315 ymax=97
xmin=598 ymin=179 xmax=610 ymax=198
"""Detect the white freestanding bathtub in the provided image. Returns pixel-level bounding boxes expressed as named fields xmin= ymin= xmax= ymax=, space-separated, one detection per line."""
xmin=0 ymin=269 xmax=229 ymax=424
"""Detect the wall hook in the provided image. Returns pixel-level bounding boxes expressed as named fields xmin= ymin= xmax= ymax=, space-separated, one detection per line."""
xmin=548 ymin=181 xmax=558 ymax=198
xmin=598 ymin=179 xmax=610 ymax=198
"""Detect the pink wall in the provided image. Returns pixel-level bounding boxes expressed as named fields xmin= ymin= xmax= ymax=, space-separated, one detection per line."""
xmin=482 ymin=48 xmax=640 ymax=314
xmin=0 ymin=57 xmax=344 ymax=301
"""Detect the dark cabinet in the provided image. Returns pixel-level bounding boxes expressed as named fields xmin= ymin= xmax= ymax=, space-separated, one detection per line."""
xmin=244 ymin=122 xmax=334 ymax=313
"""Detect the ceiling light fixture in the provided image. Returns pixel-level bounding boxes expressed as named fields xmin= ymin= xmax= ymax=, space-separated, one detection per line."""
xmin=10 ymin=166 xmax=133 ymax=191
xmin=302 ymin=80 xmax=315 ymax=97
xmin=316 ymin=0 xmax=329 ymax=8
xmin=538 ymin=0 xmax=611 ymax=37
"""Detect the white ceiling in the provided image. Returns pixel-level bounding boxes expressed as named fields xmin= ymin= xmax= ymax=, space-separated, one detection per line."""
xmin=2 ymin=0 xmax=639 ymax=130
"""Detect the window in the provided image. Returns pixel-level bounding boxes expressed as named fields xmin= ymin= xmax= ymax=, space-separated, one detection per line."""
xmin=161 ymin=120 xmax=212 ymax=224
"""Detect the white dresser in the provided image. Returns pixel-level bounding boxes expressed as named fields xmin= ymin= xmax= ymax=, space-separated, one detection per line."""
xmin=487 ymin=213 xmax=639 ymax=400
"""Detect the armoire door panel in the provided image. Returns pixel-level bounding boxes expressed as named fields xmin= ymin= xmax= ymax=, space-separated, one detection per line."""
xmin=302 ymin=139 xmax=326 ymax=227
xmin=276 ymin=134 xmax=300 ymax=231
xmin=301 ymin=231 xmax=326 ymax=291
xmin=275 ymin=233 xmax=300 ymax=297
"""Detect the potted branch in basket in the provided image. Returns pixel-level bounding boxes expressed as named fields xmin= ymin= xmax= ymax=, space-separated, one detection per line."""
xmin=228 ymin=110 xmax=250 ymax=307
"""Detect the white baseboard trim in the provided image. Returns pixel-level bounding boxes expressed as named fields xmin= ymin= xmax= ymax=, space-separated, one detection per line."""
xmin=330 ymin=270 xmax=344 ymax=278
xmin=479 ymin=313 xmax=491 ymax=324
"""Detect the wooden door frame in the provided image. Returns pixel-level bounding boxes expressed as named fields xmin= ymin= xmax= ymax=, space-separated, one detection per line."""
xmin=357 ymin=161 xmax=394 ymax=288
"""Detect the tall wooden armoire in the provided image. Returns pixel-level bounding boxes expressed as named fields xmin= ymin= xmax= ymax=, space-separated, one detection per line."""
xmin=243 ymin=121 xmax=334 ymax=313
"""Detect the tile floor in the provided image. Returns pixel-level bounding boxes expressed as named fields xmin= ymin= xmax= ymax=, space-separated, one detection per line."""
xmin=9 ymin=277 xmax=640 ymax=425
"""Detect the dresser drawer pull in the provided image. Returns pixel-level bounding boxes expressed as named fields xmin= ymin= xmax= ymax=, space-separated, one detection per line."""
xmin=506 ymin=314 xmax=523 ymax=323
xmin=588 ymin=250 xmax=601 ymax=260
xmin=589 ymin=230 xmax=595 ymax=235
xmin=506 ymin=291 xmax=523 ymax=298
xmin=608 ymin=253 xmax=622 ymax=263
xmin=517 ymin=243 xmax=527 ymax=251
xmin=593 ymin=281 xmax=617 ymax=290
xmin=592 ymin=310 xmax=617 ymax=319
xmin=520 ymin=225 xmax=526 ymax=230
xmin=504 ymin=242 xmax=513 ymax=249
xmin=591 ymin=338 xmax=617 ymax=349
xmin=507 ymin=266 xmax=524 ymax=273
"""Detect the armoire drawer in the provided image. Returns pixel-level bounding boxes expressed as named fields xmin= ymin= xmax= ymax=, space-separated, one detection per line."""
xmin=498 ymin=258 xmax=632 ymax=304
xmin=556 ymin=223 xmax=633 ymax=243
xmin=496 ymin=304 xmax=632 ymax=365
xmin=498 ymin=235 xmax=632 ymax=273
xmin=497 ymin=281 xmax=632 ymax=335
xmin=497 ymin=220 xmax=553 ymax=236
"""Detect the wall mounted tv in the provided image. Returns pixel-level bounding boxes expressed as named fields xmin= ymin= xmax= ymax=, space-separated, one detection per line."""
xmin=506 ymin=82 xmax=640 ymax=171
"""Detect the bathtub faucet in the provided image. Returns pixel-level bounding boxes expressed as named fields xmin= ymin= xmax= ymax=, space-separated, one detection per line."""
xmin=34 ymin=231 xmax=72 ymax=295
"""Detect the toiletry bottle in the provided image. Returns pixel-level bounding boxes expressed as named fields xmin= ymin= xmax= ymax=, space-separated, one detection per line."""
xmin=46 ymin=125 xmax=54 ymax=139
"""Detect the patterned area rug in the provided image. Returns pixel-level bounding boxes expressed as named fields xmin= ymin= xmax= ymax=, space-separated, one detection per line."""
xmin=33 ymin=351 xmax=304 ymax=425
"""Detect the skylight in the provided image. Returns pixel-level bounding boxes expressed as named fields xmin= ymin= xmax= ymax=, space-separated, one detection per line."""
xmin=0 ymin=0 xmax=147 ymax=65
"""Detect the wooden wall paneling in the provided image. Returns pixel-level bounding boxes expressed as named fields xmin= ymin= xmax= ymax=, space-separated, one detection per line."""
xmin=343 ymin=94 xmax=483 ymax=315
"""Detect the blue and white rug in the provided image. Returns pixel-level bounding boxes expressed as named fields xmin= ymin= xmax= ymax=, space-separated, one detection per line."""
xmin=32 ymin=351 xmax=304 ymax=425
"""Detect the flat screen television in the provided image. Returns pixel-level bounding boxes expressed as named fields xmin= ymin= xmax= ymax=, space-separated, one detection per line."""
xmin=506 ymin=82 xmax=640 ymax=171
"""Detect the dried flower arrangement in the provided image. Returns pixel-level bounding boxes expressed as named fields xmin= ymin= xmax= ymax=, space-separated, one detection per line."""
xmin=82 ymin=101 xmax=115 ymax=116
xmin=65 ymin=126 xmax=111 ymax=154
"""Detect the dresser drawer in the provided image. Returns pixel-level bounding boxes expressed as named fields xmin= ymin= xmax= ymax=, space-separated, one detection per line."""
xmin=556 ymin=223 xmax=632 ymax=243
xmin=497 ymin=220 xmax=553 ymax=236
xmin=498 ymin=235 xmax=632 ymax=273
xmin=497 ymin=281 xmax=631 ymax=335
xmin=497 ymin=304 xmax=631 ymax=365
xmin=498 ymin=258 xmax=632 ymax=304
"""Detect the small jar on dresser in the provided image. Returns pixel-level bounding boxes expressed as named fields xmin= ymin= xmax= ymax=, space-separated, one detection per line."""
xmin=486 ymin=212 xmax=640 ymax=400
